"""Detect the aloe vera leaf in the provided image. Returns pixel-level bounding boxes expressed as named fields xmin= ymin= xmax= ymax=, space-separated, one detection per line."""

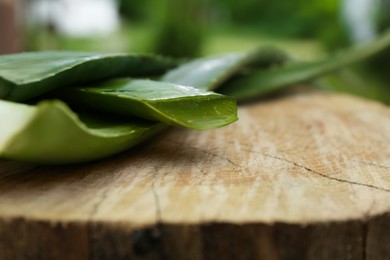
xmin=218 ymin=29 xmax=390 ymax=100
xmin=0 ymin=99 xmax=165 ymax=164
xmin=161 ymin=47 xmax=289 ymax=91
xmin=0 ymin=48 xmax=285 ymax=164
xmin=315 ymin=68 xmax=390 ymax=104
xmin=57 ymin=79 xmax=237 ymax=130
xmin=0 ymin=49 xmax=252 ymax=164
xmin=0 ymin=51 xmax=178 ymax=101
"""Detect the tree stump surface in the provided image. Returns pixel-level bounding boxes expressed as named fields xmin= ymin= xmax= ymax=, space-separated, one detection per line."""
xmin=0 ymin=91 xmax=389 ymax=259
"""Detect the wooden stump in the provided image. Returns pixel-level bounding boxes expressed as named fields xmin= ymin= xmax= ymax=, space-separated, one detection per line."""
xmin=0 ymin=91 xmax=389 ymax=259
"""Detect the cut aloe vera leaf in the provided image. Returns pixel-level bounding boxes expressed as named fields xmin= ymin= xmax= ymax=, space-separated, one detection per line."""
xmin=219 ymin=29 xmax=390 ymax=100
xmin=0 ymin=51 xmax=178 ymax=101
xmin=57 ymin=79 xmax=237 ymax=130
xmin=0 ymin=99 xmax=166 ymax=164
xmin=162 ymin=47 xmax=289 ymax=91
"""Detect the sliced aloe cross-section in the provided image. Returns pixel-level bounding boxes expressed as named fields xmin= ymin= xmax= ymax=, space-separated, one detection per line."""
xmin=57 ymin=79 xmax=237 ymax=130
xmin=0 ymin=51 xmax=178 ymax=101
xmin=0 ymin=99 xmax=165 ymax=164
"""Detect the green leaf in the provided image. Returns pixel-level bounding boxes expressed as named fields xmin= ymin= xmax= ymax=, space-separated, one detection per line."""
xmin=218 ymin=29 xmax=390 ymax=100
xmin=0 ymin=51 xmax=178 ymax=101
xmin=0 ymin=99 xmax=165 ymax=164
xmin=56 ymin=79 xmax=237 ymax=130
xmin=0 ymin=49 xmax=246 ymax=164
xmin=162 ymin=47 xmax=289 ymax=90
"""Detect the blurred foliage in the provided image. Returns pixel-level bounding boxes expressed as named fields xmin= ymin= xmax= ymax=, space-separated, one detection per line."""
xmin=119 ymin=0 xmax=205 ymax=57
xmin=317 ymin=67 xmax=390 ymax=104
xmin=24 ymin=0 xmax=390 ymax=103
xmin=29 ymin=0 xmax=354 ymax=55
xmin=366 ymin=0 xmax=390 ymax=103
xmin=118 ymin=0 xmax=151 ymax=22
xmin=151 ymin=0 xmax=205 ymax=58
xmin=217 ymin=0 xmax=344 ymax=37
xmin=118 ymin=0 xmax=350 ymax=52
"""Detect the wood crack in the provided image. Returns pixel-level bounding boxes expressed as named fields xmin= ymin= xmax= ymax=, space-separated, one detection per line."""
xmin=150 ymin=168 xmax=164 ymax=259
xmin=354 ymin=160 xmax=390 ymax=170
xmin=151 ymin=178 xmax=162 ymax=223
xmin=187 ymin=145 xmax=241 ymax=168
xmin=88 ymin=167 xmax=122 ymax=220
xmin=362 ymin=221 xmax=368 ymax=260
xmin=164 ymin=141 xmax=241 ymax=168
xmin=88 ymin=185 xmax=110 ymax=220
xmin=264 ymin=154 xmax=390 ymax=193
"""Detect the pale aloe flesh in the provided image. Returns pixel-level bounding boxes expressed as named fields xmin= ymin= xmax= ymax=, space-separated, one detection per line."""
xmin=0 ymin=51 xmax=178 ymax=101
xmin=0 ymin=99 xmax=165 ymax=164
xmin=57 ymin=79 xmax=237 ymax=130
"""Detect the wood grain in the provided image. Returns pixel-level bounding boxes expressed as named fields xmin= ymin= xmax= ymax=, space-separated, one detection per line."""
xmin=0 ymin=91 xmax=389 ymax=259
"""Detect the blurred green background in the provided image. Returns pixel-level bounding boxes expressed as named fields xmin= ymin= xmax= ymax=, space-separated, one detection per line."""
xmin=2 ymin=0 xmax=390 ymax=102
xmin=26 ymin=0 xmax=348 ymax=57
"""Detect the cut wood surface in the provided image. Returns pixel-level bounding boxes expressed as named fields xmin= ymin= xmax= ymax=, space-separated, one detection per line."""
xmin=0 ymin=91 xmax=389 ymax=259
